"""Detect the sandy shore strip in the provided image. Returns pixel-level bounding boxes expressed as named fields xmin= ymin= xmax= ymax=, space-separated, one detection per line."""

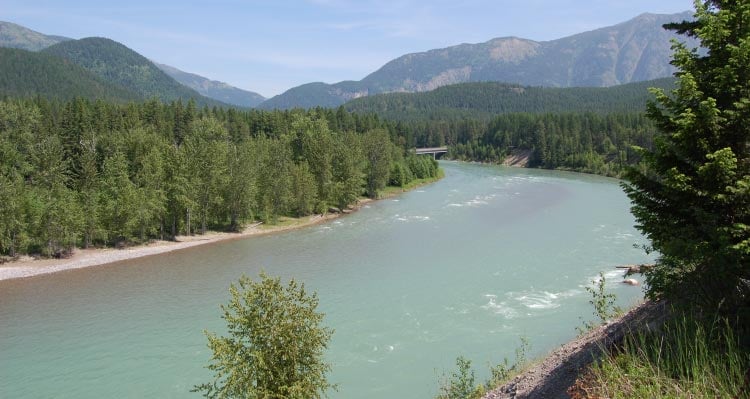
xmin=0 ymin=173 xmax=445 ymax=282
xmin=0 ymin=208 xmax=353 ymax=282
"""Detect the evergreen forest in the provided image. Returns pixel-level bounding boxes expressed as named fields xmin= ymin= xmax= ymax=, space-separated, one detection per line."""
xmin=345 ymin=78 xmax=675 ymax=121
xmin=386 ymin=111 xmax=657 ymax=177
xmin=0 ymin=83 xmax=666 ymax=259
xmin=0 ymin=98 xmax=439 ymax=257
xmin=342 ymin=80 xmax=667 ymax=177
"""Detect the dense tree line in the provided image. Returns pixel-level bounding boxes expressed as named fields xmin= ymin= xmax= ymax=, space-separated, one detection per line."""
xmin=341 ymin=79 xmax=668 ymax=177
xmin=384 ymin=112 xmax=657 ymax=177
xmin=345 ymin=79 xmax=675 ymax=122
xmin=0 ymin=98 xmax=439 ymax=257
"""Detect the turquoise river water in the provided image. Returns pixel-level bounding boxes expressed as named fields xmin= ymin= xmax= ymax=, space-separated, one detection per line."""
xmin=0 ymin=162 xmax=654 ymax=398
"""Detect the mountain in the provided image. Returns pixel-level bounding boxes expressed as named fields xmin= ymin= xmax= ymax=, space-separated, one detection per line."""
xmin=344 ymin=78 xmax=675 ymax=121
xmin=0 ymin=21 xmax=71 ymax=51
xmin=1 ymin=22 xmax=264 ymax=108
xmin=261 ymin=81 xmax=364 ymax=109
xmin=41 ymin=37 xmax=229 ymax=107
xmin=0 ymin=47 xmax=142 ymax=102
xmin=259 ymin=11 xmax=695 ymax=110
xmin=156 ymin=63 xmax=265 ymax=108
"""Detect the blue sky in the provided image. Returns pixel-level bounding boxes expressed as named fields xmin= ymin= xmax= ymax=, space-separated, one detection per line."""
xmin=4 ymin=0 xmax=694 ymax=97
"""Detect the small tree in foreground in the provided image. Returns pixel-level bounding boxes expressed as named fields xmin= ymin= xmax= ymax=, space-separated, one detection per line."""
xmin=577 ymin=273 xmax=622 ymax=334
xmin=194 ymin=273 xmax=334 ymax=399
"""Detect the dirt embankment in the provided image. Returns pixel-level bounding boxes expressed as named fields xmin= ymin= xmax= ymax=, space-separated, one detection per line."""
xmin=483 ymin=300 xmax=669 ymax=399
xmin=502 ymin=149 xmax=533 ymax=167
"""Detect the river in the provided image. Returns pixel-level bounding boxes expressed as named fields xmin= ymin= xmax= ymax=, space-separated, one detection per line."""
xmin=0 ymin=162 xmax=653 ymax=398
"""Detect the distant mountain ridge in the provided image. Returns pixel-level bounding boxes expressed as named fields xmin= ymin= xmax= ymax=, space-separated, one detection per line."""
xmin=344 ymin=78 xmax=676 ymax=121
xmin=259 ymin=11 xmax=696 ymax=110
xmin=156 ymin=63 xmax=265 ymax=108
xmin=0 ymin=21 xmax=70 ymax=51
xmin=41 ymin=37 xmax=229 ymax=107
xmin=0 ymin=21 xmax=262 ymax=108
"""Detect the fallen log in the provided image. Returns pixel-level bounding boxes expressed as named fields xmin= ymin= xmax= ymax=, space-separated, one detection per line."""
xmin=615 ymin=263 xmax=654 ymax=276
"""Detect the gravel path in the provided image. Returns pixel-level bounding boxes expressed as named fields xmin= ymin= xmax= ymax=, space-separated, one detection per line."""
xmin=483 ymin=300 xmax=669 ymax=399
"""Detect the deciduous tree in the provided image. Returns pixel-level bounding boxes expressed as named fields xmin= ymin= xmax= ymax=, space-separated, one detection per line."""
xmin=195 ymin=273 xmax=334 ymax=399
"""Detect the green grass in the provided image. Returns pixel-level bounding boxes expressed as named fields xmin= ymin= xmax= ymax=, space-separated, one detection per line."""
xmin=381 ymin=168 xmax=445 ymax=198
xmin=259 ymin=216 xmax=305 ymax=229
xmin=436 ymin=336 xmax=530 ymax=399
xmin=574 ymin=312 xmax=749 ymax=398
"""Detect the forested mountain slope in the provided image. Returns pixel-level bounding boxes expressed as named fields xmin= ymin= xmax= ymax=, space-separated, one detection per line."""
xmin=42 ymin=37 xmax=230 ymax=107
xmin=345 ymin=78 xmax=675 ymax=121
xmin=0 ymin=21 xmax=264 ymax=107
xmin=0 ymin=47 xmax=141 ymax=102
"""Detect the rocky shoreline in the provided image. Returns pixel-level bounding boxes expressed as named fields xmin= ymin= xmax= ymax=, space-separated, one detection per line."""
xmin=482 ymin=300 xmax=668 ymax=399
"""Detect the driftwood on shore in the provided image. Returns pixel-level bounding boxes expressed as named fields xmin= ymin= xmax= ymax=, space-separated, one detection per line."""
xmin=616 ymin=263 xmax=654 ymax=276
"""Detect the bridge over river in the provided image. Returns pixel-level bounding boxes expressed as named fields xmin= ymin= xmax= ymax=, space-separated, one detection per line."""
xmin=414 ymin=146 xmax=448 ymax=159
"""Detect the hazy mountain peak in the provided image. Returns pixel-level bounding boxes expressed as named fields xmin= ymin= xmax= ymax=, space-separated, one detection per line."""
xmin=0 ymin=21 xmax=71 ymax=51
xmin=1 ymin=21 xmax=267 ymax=108
xmin=486 ymin=37 xmax=541 ymax=63
xmin=42 ymin=37 xmax=230 ymax=107
xmin=259 ymin=11 xmax=697 ymax=110
xmin=155 ymin=63 xmax=266 ymax=108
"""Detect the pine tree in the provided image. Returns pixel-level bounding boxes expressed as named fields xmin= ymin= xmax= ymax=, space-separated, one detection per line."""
xmin=76 ymin=131 xmax=102 ymax=248
xmin=184 ymin=118 xmax=229 ymax=234
xmin=624 ymin=1 xmax=750 ymax=308
xmin=290 ymin=161 xmax=318 ymax=217
xmin=0 ymin=102 xmax=37 ymax=256
xmin=100 ymin=151 xmax=139 ymax=245
xmin=224 ymin=140 xmax=258 ymax=231
xmin=362 ymin=129 xmax=393 ymax=198
xmin=330 ymin=131 xmax=364 ymax=210
xmin=290 ymin=115 xmax=333 ymax=208
xmin=256 ymin=137 xmax=293 ymax=223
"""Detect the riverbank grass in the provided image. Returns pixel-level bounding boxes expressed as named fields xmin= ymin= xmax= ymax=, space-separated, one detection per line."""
xmin=570 ymin=312 xmax=749 ymax=398
xmin=260 ymin=170 xmax=445 ymax=228
xmin=259 ymin=216 xmax=309 ymax=229
xmin=380 ymin=169 xmax=445 ymax=198
xmin=436 ymin=336 xmax=531 ymax=399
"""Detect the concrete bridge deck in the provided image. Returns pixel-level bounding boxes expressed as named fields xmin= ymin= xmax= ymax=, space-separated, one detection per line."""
xmin=414 ymin=147 xmax=448 ymax=158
